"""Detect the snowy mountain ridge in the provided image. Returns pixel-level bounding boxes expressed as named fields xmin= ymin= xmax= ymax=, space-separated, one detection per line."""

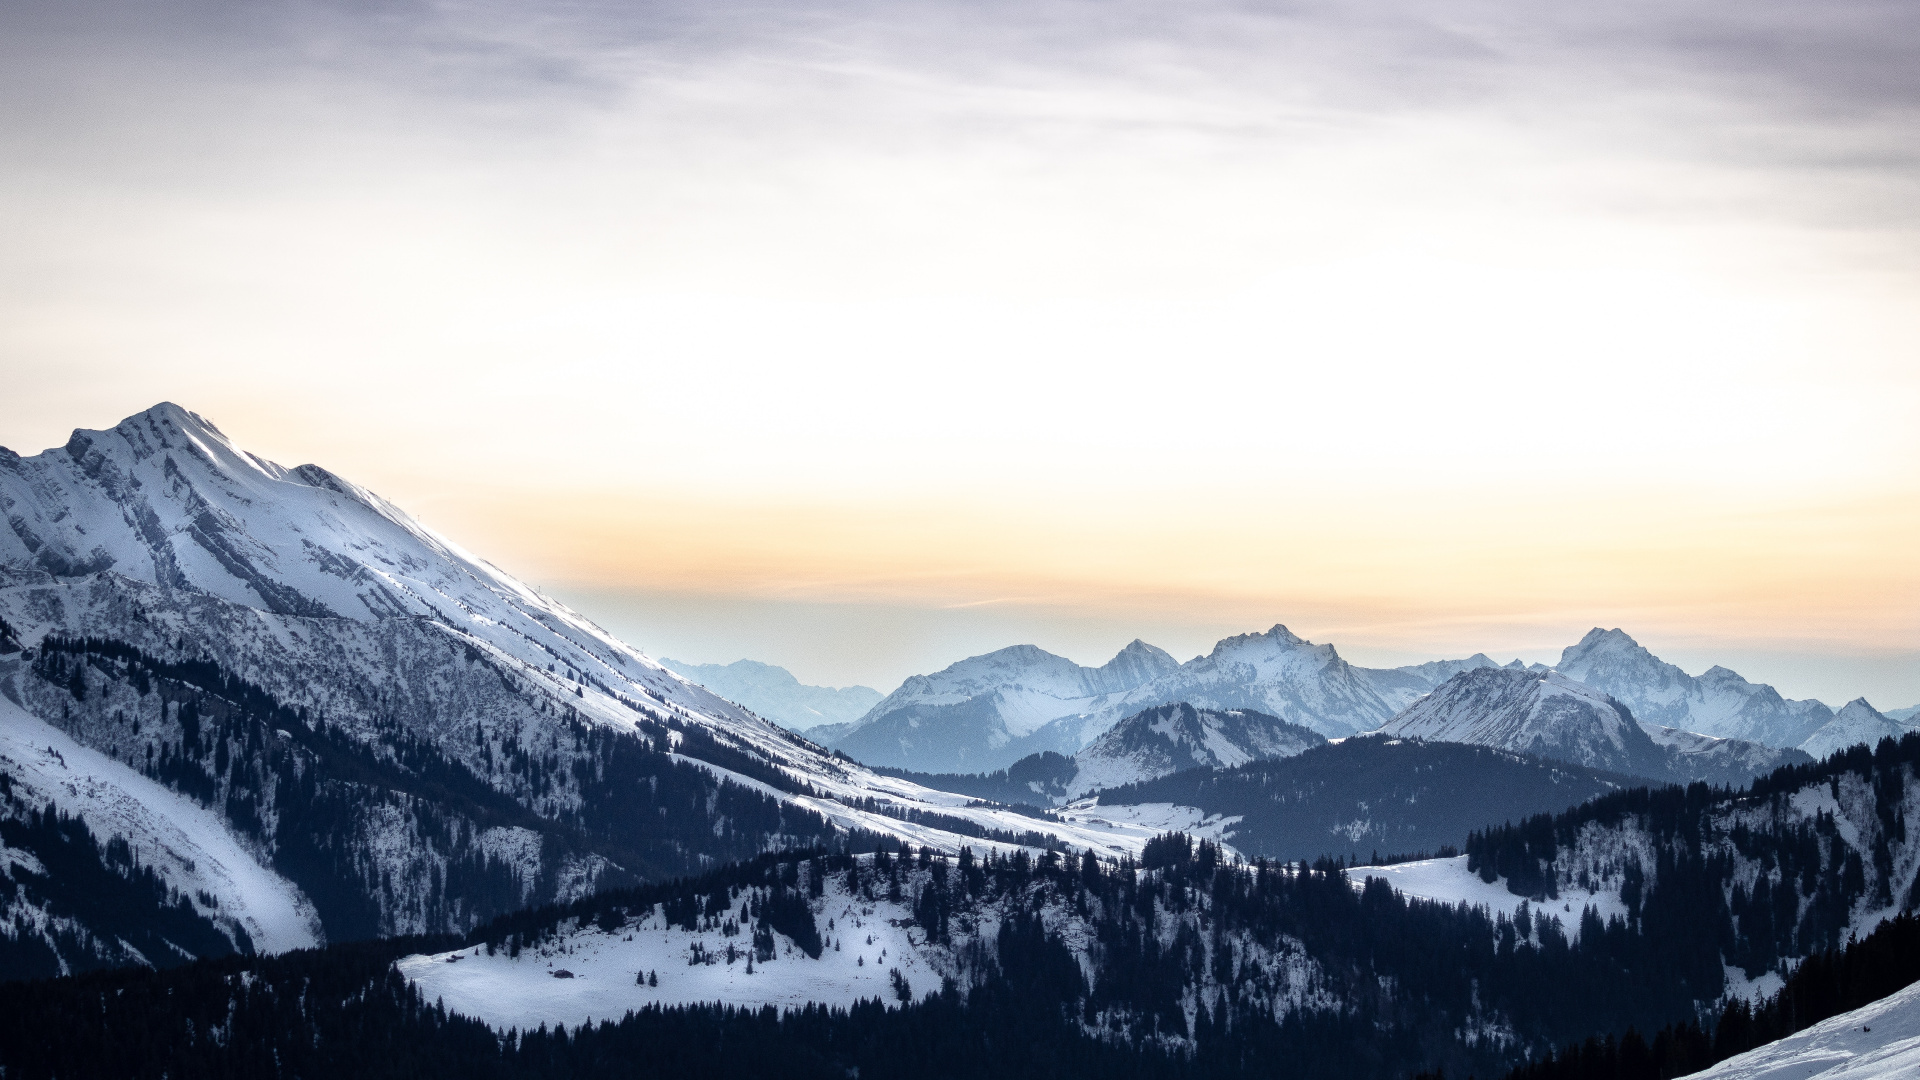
xmin=0 ymin=404 xmax=1178 ymax=973
xmin=831 ymin=625 xmax=1509 ymax=773
xmin=1556 ymin=628 xmax=1837 ymax=749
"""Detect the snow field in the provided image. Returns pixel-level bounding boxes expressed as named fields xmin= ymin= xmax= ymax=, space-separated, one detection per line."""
xmin=1347 ymin=855 xmax=1630 ymax=939
xmin=400 ymin=873 xmax=942 ymax=1033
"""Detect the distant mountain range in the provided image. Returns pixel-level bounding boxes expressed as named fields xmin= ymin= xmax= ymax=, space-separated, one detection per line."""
xmin=821 ymin=624 xmax=1912 ymax=776
xmin=828 ymin=640 xmax=1180 ymax=773
xmin=830 ymin=626 xmax=1503 ymax=773
xmin=1378 ymin=665 xmax=1810 ymax=785
xmin=658 ymin=658 xmax=882 ymax=732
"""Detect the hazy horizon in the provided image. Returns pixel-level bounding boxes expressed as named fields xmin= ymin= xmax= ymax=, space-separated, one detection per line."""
xmin=2 ymin=0 xmax=1913 ymax=707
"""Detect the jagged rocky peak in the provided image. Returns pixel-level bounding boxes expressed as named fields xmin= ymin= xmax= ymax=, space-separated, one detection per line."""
xmin=1099 ymin=638 xmax=1181 ymax=688
xmin=1378 ymin=665 xmax=1808 ymax=784
xmin=1209 ymin=624 xmax=1328 ymax=661
xmin=1557 ymin=627 xmax=1674 ymax=682
xmin=1048 ymin=621 xmax=1400 ymax=745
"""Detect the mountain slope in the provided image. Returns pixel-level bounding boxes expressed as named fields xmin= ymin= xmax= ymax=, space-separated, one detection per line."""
xmin=1555 ymin=628 xmax=1834 ymax=748
xmin=1063 ymin=703 xmax=1325 ymax=798
xmin=0 ymin=690 xmax=320 ymax=976
xmin=661 ymin=658 xmax=882 ymax=732
xmin=1680 ymin=979 xmax=1920 ymax=1080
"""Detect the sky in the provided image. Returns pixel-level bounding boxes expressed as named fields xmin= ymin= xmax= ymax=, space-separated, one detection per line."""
xmin=0 ymin=0 xmax=1915 ymax=704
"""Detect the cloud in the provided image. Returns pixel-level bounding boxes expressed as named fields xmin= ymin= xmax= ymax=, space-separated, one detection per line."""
xmin=0 ymin=0 xmax=1914 ymax=702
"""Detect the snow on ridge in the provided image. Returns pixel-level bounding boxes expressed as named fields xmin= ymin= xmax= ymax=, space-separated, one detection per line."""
xmin=1679 ymin=977 xmax=1920 ymax=1080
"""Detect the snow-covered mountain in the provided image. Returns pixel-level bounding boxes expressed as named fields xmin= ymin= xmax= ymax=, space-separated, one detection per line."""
xmin=1378 ymin=667 xmax=1664 ymax=775
xmin=992 ymin=624 xmax=1455 ymax=761
xmin=1644 ymin=724 xmax=1814 ymax=785
xmin=1555 ymin=628 xmax=1834 ymax=748
xmin=1890 ymin=705 xmax=1920 ymax=723
xmin=0 ymin=404 xmax=1166 ymax=973
xmin=1799 ymin=698 xmax=1915 ymax=761
xmin=828 ymin=641 xmax=1179 ymax=772
xmin=1069 ymin=625 xmax=1408 ymax=743
xmin=1377 ymin=666 xmax=1808 ymax=783
xmin=1062 ymin=703 xmax=1324 ymax=798
xmin=660 ymin=658 xmax=882 ymax=732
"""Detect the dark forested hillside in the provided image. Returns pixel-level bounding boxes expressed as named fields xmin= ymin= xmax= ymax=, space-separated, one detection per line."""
xmin=870 ymin=752 xmax=1079 ymax=808
xmin=1464 ymin=733 xmax=1920 ymax=970
xmin=0 ymin=633 xmax=874 ymax=969
xmin=1501 ymin=912 xmax=1920 ymax=1080
xmin=0 ymin=827 xmax=1856 ymax=1080
xmin=1095 ymin=737 xmax=1637 ymax=861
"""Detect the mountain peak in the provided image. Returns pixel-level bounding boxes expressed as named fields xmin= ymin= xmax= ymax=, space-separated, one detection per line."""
xmin=1837 ymin=697 xmax=1885 ymax=719
xmin=1565 ymin=626 xmax=1641 ymax=656
xmin=1266 ymin=624 xmax=1307 ymax=645
xmin=106 ymin=401 xmax=230 ymax=451
xmin=1101 ymin=639 xmax=1178 ymax=683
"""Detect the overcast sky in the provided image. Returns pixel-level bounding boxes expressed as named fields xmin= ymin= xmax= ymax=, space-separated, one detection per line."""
xmin=1 ymin=0 xmax=1915 ymax=701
